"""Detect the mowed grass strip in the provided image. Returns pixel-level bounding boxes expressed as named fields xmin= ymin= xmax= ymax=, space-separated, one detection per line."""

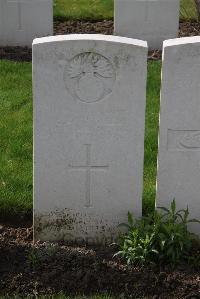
xmin=54 ymin=0 xmax=198 ymax=21
xmin=0 ymin=60 xmax=160 ymax=220
xmin=54 ymin=0 xmax=114 ymax=21
xmin=143 ymin=61 xmax=161 ymax=214
xmin=180 ymin=0 xmax=198 ymax=20
xmin=0 ymin=61 xmax=32 ymax=221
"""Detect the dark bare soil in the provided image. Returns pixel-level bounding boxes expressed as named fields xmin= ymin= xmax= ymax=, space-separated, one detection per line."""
xmin=179 ymin=21 xmax=200 ymax=37
xmin=54 ymin=19 xmax=113 ymax=36
xmin=1 ymin=20 xmax=200 ymax=62
xmin=0 ymin=224 xmax=199 ymax=298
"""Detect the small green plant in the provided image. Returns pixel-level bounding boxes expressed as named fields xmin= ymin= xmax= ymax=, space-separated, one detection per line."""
xmin=26 ymin=244 xmax=58 ymax=268
xmin=115 ymin=200 xmax=200 ymax=267
xmin=26 ymin=247 xmax=40 ymax=268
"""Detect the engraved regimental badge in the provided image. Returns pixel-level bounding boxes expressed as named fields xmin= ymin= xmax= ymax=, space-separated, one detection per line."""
xmin=64 ymin=52 xmax=116 ymax=103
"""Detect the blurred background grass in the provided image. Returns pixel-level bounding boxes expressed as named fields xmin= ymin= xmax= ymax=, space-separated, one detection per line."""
xmin=54 ymin=0 xmax=199 ymax=21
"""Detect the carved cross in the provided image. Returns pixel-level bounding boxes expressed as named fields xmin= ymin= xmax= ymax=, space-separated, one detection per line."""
xmin=69 ymin=144 xmax=109 ymax=207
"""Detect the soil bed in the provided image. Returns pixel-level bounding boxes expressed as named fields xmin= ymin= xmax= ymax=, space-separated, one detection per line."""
xmin=0 ymin=20 xmax=200 ymax=62
xmin=0 ymin=224 xmax=199 ymax=298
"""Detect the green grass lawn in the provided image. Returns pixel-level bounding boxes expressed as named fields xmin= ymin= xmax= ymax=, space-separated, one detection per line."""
xmin=0 ymin=60 xmax=161 ymax=220
xmin=54 ymin=0 xmax=198 ymax=21
xmin=143 ymin=61 xmax=161 ymax=214
xmin=180 ymin=0 xmax=198 ymax=20
xmin=0 ymin=61 xmax=33 ymax=220
xmin=54 ymin=0 xmax=114 ymax=21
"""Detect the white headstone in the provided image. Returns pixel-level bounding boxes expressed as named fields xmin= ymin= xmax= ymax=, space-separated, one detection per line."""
xmin=33 ymin=34 xmax=147 ymax=244
xmin=157 ymin=37 xmax=200 ymax=236
xmin=114 ymin=0 xmax=180 ymax=50
xmin=0 ymin=0 xmax=53 ymax=46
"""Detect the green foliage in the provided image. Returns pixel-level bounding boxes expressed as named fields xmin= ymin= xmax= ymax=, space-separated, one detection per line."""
xmin=26 ymin=247 xmax=40 ymax=268
xmin=115 ymin=200 xmax=200 ymax=267
xmin=26 ymin=244 xmax=59 ymax=268
xmin=188 ymin=250 xmax=200 ymax=270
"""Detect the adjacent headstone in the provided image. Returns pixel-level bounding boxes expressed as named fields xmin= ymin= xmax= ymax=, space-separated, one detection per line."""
xmin=114 ymin=0 xmax=180 ymax=50
xmin=0 ymin=0 xmax=53 ymax=46
xmin=33 ymin=34 xmax=147 ymax=244
xmin=157 ymin=37 xmax=200 ymax=236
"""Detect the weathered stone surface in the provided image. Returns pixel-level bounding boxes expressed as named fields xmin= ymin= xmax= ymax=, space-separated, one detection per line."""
xmin=0 ymin=0 xmax=53 ymax=46
xmin=114 ymin=0 xmax=180 ymax=50
xmin=157 ymin=37 xmax=200 ymax=236
xmin=33 ymin=34 xmax=147 ymax=244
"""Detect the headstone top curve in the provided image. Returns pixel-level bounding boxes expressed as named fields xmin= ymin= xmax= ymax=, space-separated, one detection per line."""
xmin=163 ymin=36 xmax=200 ymax=48
xmin=32 ymin=34 xmax=148 ymax=48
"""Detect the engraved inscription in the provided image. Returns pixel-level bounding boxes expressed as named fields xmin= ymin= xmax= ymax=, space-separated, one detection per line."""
xmin=7 ymin=0 xmax=23 ymax=30
xmin=167 ymin=130 xmax=200 ymax=151
xmin=64 ymin=52 xmax=115 ymax=103
xmin=68 ymin=144 xmax=109 ymax=207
